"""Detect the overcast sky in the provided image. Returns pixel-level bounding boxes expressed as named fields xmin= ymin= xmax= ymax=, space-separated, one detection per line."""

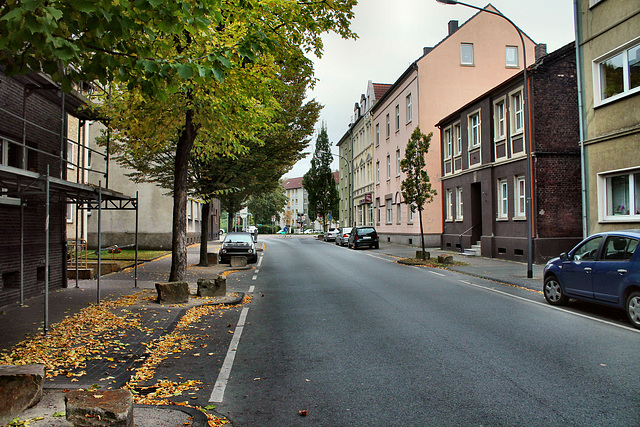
xmin=284 ymin=0 xmax=576 ymax=178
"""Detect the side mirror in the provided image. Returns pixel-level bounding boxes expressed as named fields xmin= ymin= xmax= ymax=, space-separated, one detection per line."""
xmin=559 ymin=252 xmax=569 ymax=261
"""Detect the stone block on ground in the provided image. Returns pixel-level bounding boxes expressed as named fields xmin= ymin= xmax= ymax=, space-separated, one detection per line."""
xmin=155 ymin=281 xmax=190 ymax=304
xmin=230 ymin=256 xmax=248 ymax=268
xmin=67 ymin=268 xmax=94 ymax=280
xmin=416 ymin=251 xmax=430 ymax=260
xmin=65 ymin=389 xmax=133 ymax=426
xmin=197 ymin=276 xmax=226 ymax=297
xmin=438 ymin=255 xmax=454 ymax=264
xmin=0 ymin=365 xmax=45 ymax=426
xmin=206 ymin=252 xmax=219 ymax=265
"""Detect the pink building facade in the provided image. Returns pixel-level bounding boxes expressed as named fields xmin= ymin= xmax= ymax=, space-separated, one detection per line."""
xmin=372 ymin=7 xmax=538 ymax=246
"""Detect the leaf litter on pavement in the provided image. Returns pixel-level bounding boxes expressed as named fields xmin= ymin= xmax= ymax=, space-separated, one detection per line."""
xmin=0 ymin=289 xmax=248 ymax=426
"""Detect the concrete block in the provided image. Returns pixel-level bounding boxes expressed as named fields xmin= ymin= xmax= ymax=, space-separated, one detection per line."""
xmin=416 ymin=251 xmax=430 ymax=260
xmin=155 ymin=281 xmax=190 ymax=304
xmin=230 ymin=256 xmax=248 ymax=268
xmin=438 ymin=255 xmax=454 ymax=264
xmin=0 ymin=365 xmax=45 ymax=426
xmin=206 ymin=252 xmax=219 ymax=265
xmin=197 ymin=276 xmax=226 ymax=297
xmin=67 ymin=268 xmax=94 ymax=280
xmin=65 ymin=389 xmax=133 ymax=426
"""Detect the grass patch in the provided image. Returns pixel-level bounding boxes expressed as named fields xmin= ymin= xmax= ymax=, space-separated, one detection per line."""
xmin=76 ymin=249 xmax=170 ymax=262
xmin=398 ymin=257 xmax=467 ymax=268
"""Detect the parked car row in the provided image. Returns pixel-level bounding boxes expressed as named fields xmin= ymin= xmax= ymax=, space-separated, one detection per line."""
xmin=324 ymin=226 xmax=379 ymax=250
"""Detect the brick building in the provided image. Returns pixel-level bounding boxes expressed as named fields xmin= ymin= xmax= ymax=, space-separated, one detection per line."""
xmin=0 ymin=71 xmax=134 ymax=309
xmin=436 ymin=42 xmax=583 ymax=263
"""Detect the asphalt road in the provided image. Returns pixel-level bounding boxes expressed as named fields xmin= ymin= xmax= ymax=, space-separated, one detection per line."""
xmin=213 ymin=235 xmax=640 ymax=426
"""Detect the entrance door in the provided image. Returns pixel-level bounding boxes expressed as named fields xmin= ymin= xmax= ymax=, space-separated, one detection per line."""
xmin=470 ymin=182 xmax=482 ymax=244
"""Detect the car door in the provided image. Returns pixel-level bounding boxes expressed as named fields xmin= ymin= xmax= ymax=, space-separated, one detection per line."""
xmin=592 ymin=236 xmax=639 ymax=304
xmin=562 ymin=236 xmax=603 ymax=299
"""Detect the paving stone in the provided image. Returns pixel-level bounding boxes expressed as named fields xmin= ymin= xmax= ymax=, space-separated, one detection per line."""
xmin=0 ymin=364 xmax=45 ymax=426
xmin=65 ymin=389 xmax=133 ymax=426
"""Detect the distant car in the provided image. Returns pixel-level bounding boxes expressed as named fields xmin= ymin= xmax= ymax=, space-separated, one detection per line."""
xmin=219 ymin=232 xmax=258 ymax=264
xmin=335 ymin=227 xmax=353 ymax=246
xmin=324 ymin=227 xmax=339 ymax=242
xmin=543 ymin=230 xmax=640 ymax=329
xmin=303 ymin=229 xmax=316 ymax=234
xmin=348 ymin=226 xmax=379 ymax=249
xmin=276 ymin=230 xmax=287 ymax=234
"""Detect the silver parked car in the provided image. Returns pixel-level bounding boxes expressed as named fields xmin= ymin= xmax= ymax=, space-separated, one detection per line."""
xmin=324 ymin=227 xmax=339 ymax=242
xmin=335 ymin=227 xmax=353 ymax=246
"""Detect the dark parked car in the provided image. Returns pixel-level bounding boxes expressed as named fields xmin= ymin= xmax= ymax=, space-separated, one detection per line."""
xmin=335 ymin=227 xmax=353 ymax=246
xmin=348 ymin=226 xmax=379 ymax=249
xmin=219 ymin=232 xmax=258 ymax=264
xmin=543 ymin=230 xmax=640 ymax=329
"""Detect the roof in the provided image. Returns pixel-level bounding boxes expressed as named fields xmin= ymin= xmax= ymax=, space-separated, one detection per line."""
xmin=283 ymin=177 xmax=303 ymax=190
xmin=373 ymin=83 xmax=393 ymax=101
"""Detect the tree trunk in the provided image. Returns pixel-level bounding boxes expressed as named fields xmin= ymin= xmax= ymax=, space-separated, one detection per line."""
xmin=169 ymin=109 xmax=197 ymax=282
xmin=198 ymin=201 xmax=211 ymax=266
xmin=418 ymin=206 xmax=425 ymax=255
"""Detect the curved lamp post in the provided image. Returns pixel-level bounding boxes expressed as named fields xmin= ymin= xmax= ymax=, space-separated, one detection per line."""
xmin=436 ymin=0 xmax=533 ymax=278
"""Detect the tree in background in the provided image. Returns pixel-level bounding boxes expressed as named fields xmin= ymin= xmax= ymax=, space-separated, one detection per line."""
xmin=400 ymin=127 xmax=437 ymax=259
xmin=248 ymin=186 xmax=288 ymax=226
xmin=303 ymin=125 xmax=339 ymax=232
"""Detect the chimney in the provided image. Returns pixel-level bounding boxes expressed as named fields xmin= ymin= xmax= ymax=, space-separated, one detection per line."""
xmin=448 ymin=20 xmax=459 ymax=36
xmin=535 ymin=43 xmax=548 ymax=61
xmin=423 ymin=47 xmax=434 ymax=56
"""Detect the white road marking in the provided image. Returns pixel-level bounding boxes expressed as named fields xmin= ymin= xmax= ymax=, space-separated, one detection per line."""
xmin=429 ymin=270 xmax=446 ymax=277
xmin=210 ymin=307 xmax=250 ymax=402
xmin=248 ymin=285 xmax=255 ymax=293
xmin=257 ymin=256 xmax=263 ymax=267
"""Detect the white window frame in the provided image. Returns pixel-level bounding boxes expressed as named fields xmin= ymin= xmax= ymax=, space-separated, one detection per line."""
xmin=506 ymin=45 xmax=519 ymax=68
xmin=386 ymin=201 xmax=393 ymax=224
xmin=493 ymin=98 xmax=506 ymax=141
xmin=408 ymin=203 xmax=414 ymax=224
xmin=67 ymin=139 xmax=76 ymax=170
xmin=397 ymin=203 xmax=402 ymax=224
xmin=386 ymin=114 xmax=390 ymax=138
xmin=0 ymin=139 xmax=8 ymax=166
xmin=453 ymin=122 xmax=462 ymax=156
xmin=376 ymin=161 xmax=380 ymax=184
xmin=509 ymin=89 xmax=524 ymax=135
xmin=406 ymin=93 xmax=412 ymax=123
xmin=396 ymin=149 xmax=401 ymax=177
xmin=395 ymin=105 xmax=400 ymax=131
xmin=376 ymin=123 xmax=380 ymax=146
xmin=498 ymin=179 xmax=508 ymax=220
xmin=67 ymin=203 xmax=74 ymax=224
xmin=593 ymin=38 xmax=640 ymax=107
xmin=456 ymin=187 xmax=463 ymax=221
xmin=515 ymin=175 xmax=526 ymax=219
xmin=598 ymin=167 xmax=640 ymax=222
xmin=468 ymin=110 xmax=481 ymax=149
xmin=461 ymin=43 xmax=474 ymax=66
xmin=446 ymin=189 xmax=453 ymax=221
xmin=444 ymin=127 xmax=452 ymax=160
xmin=386 ymin=155 xmax=391 ymax=180
xmin=1 ymin=139 xmax=21 ymax=205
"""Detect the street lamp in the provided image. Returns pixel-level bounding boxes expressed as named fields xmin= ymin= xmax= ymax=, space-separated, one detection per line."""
xmin=316 ymin=150 xmax=353 ymax=227
xmin=436 ymin=0 xmax=534 ymax=278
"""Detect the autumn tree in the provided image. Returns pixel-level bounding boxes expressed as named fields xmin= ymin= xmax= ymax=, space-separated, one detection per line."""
xmin=0 ymin=1 xmax=357 ymax=281
xmin=248 ymin=186 xmax=288 ymax=226
xmin=400 ymin=126 xmax=437 ymax=259
xmin=303 ymin=125 xmax=340 ymax=232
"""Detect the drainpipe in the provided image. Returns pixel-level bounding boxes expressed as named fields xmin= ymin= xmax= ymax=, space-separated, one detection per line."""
xmin=574 ymin=0 xmax=588 ymax=238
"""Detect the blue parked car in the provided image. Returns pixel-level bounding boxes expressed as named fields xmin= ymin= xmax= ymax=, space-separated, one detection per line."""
xmin=543 ymin=230 xmax=640 ymax=329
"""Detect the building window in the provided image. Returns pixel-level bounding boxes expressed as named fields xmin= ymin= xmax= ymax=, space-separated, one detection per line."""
xmin=468 ymin=111 xmax=481 ymax=148
xmin=510 ymin=90 xmax=523 ymax=134
xmin=66 ymin=203 xmax=74 ymax=224
xmin=494 ymin=100 xmax=506 ymax=140
xmin=446 ymin=189 xmax=453 ymax=221
xmin=515 ymin=175 xmax=526 ymax=218
xmin=386 ymin=155 xmax=391 ymax=180
xmin=506 ymin=46 xmax=519 ymax=68
xmin=397 ymin=203 xmax=402 ymax=224
xmin=600 ymin=169 xmax=640 ymax=220
xmin=67 ymin=139 xmax=76 ymax=170
xmin=408 ymin=204 xmax=414 ymax=223
xmin=595 ymin=40 xmax=640 ymax=104
xmin=498 ymin=179 xmax=508 ymax=219
xmin=454 ymin=123 xmax=462 ymax=156
xmin=395 ymin=105 xmax=400 ymax=131
xmin=368 ymin=204 xmax=373 ymax=226
xmin=406 ymin=94 xmax=412 ymax=123
xmin=396 ymin=149 xmax=401 ymax=176
xmin=376 ymin=161 xmax=380 ymax=184
xmin=461 ymin=43 xmax=474 ymax=66
xmin=456 ymin=187 xmax=463 ymax=221
xmin=386 ymin=114 xmax=390 ymax=137
xmin=386 ymin=201 xmax=393 ymax=223
xmin=376 ymin=123 xmax=380 ymax=146
xmin=358 ymin=205 xmax=364 ymax=225
xmin=444 ymin=127 xmax=452 ymax=159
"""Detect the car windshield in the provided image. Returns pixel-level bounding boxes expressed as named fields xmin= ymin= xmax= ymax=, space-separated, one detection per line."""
xmin=357 ymin=227 xmax=375 ymax=236
xmin=224 ymin=234 xmax=253 ymax=244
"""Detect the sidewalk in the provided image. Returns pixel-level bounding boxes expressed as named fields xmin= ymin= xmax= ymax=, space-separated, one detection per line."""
xmin=0 ymin=241 xmax=239 ymax=427
xmin=375 ymin=241 xmax=545 ymax=292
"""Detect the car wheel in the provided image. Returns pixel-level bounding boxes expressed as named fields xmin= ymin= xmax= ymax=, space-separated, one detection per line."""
xmin=625 ymin=291 xmax=640 ymax=329
xmin=543 ymin=275 xmax=567 ymax=306
xmin=374 ymin=242 xmax=379 ymax=249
